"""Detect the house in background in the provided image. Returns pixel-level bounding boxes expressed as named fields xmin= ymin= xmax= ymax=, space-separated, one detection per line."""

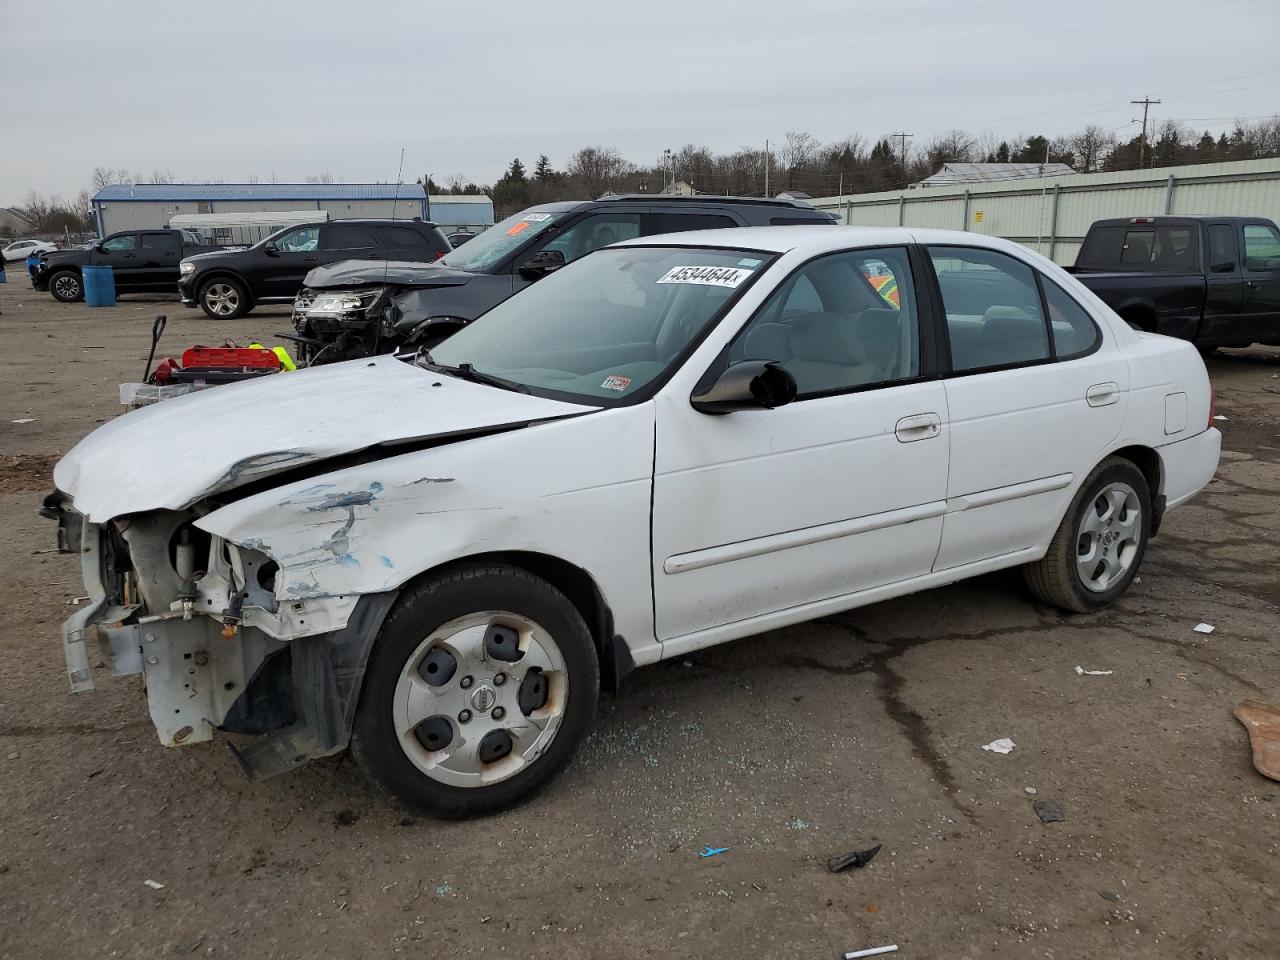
xmin=915 ymin=162 xmax=1076 ymax=188
xmin=0 ymin=207 xmax=35 ymax=237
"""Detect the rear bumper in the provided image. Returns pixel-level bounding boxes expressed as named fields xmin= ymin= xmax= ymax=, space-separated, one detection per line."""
xmin=1158 ymin=426 xmax=1221 ymax=510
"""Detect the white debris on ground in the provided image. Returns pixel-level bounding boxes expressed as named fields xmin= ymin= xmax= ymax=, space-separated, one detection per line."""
xmin=1194 ymin=623 xmax=1216 ymax=634
xmin=981 ymin=738 xmax=1016 ymax=754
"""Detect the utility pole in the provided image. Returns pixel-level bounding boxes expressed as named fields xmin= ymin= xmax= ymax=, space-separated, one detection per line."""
xmin=891 ymin=132 xmax=913 ymax=188
xmin=1131 ymin=97 xmax=1161 ymax=169
xmin=764 ymin=139 xmax=770 ymax=197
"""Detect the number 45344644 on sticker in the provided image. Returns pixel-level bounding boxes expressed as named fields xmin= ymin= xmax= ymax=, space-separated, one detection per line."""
xmin=656 ymin=265 xmax=752 ymax=287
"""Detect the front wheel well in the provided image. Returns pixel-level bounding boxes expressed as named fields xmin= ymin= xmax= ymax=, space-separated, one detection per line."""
xmin=402 ymin=551 xmax=631 ymax=695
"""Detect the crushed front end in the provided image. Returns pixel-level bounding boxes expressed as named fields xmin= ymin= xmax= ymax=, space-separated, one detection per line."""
xmin=291 ymin=286 xmax=394 ymax=365
xmin=46 ymin=493 xmax=394 ymax=779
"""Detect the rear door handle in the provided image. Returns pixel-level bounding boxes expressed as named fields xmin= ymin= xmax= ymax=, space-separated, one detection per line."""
xmin=895 ymin=413 xmax=941 ymax=442
xmin=1086 ymin=382 xmax=1119 ymax=407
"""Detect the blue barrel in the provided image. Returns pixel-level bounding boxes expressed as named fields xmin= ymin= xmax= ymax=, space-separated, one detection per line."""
xmin=82 ymin=265 xmax=116 ymax=307
xmin=0 ymin=262 xmax=6 ymax=284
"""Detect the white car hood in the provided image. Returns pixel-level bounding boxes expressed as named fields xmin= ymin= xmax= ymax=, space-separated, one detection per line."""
xmin=55 ymin=355 xmax=597 ymax=522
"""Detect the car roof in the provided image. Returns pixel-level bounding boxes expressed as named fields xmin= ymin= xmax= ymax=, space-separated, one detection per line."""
xmin=596 ymin=193 xmax=820 ymax=210
xmin=1090 ymin=215 xmax=1268 ymax=225
xmin=612 ymin=225 xmax=1036 ymax=259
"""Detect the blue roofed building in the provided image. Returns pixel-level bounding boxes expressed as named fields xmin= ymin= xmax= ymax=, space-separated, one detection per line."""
xmin=91 ymin=183 xmax=494 ymax=237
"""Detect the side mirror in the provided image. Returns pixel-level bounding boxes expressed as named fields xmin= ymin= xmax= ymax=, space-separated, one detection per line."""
xmin=264 ymin=240 xmax=279 ymax=256
xmin=95 ymin=243 xmax=108 ymax=253
xmin=518 ymin=249 xmax=566 ymax=278
xmin=690 ymin=360 xmax=797 ymax=414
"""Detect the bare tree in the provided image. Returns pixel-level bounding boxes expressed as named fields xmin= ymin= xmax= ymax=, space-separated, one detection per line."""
xmin=20 ymin=191 xmax=52 ymax=229
xmin=305 ymin=172 xmax=337 ymax=184
xmin=445 ymin=173 xmax=468 ymax=194
xmin=1069 ymin=124 xmax=1114 ymax=173
xmin=567 ymin=146 xmax=633 ymax=199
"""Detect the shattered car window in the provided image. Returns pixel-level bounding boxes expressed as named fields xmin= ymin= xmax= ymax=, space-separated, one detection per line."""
xmin=427 ymin=246 xmax=773 ymax=403
xmin=438 ymin=209 xmax=562 ymax=272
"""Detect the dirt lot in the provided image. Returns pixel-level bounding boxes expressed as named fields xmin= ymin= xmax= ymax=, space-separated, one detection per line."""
xmin=0 ymin=274 xmax=1277 ymax=960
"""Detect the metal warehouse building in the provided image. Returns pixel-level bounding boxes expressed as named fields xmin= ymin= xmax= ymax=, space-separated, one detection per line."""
xmin=91 ymin=183 xmax=494 ymax=237
xmin=811 ymin=157 xmax=1280 ymax=265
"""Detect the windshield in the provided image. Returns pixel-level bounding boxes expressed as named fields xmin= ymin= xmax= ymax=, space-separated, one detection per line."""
xmin=438 ymin=208 xmax=564 ymax=272
xmin=428 ymin=246 xmax=773 ymax=403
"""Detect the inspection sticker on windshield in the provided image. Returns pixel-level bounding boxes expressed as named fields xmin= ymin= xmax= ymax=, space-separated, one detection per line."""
xmin=522 ymin=213 xmax=553 ymax=222
xmin=601 ymin=375 xmax=632 ymax=392
xmin=656 ymin=265 xmax=753 ymax=288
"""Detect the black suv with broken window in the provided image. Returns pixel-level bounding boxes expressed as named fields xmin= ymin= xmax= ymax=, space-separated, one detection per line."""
xmin=291 ymin=195 xmax=837 ymax=363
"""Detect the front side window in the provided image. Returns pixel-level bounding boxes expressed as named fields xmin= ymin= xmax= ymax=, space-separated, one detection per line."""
xmin=438 ymin=207 xmax=564 ymax=272
xmin=101 ymin=235 xmax=136 ymax=252
xmin=730 ymin=246 xmax=919 ymax=396
xmin=428 ymin=246 xmax=772 ymax=403
xmin=1242 ymin=224 xmax=1280 ymax=272
xmin=274 ymin=227 xmax=319 ymax=252
xmin=1042 ymin=277 xmax=1100 ymax=358
xmin=540 ymin=214 xmax=642 ymax=263
xmin=929 ymin=246 xmax=1048 ymax=372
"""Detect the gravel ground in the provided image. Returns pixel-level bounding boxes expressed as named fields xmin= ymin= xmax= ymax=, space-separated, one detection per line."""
xmin=0 ymin=275 xmax=1277 ymax=960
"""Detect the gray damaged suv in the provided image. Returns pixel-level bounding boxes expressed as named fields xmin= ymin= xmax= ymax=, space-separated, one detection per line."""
xmin=291 ymin=194 xmax=837 ymax=363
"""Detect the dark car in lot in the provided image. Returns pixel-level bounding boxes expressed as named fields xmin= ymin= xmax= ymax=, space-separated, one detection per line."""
xmin=30 ymin=228 xmax=217 ymax=302
xmin=177 ymin=219 xmax=451 ymax=319
xmin=292 ymin=194 xmax=838 ymax=363
xmin=1070 ymin=215 xmax=1280 ymax=351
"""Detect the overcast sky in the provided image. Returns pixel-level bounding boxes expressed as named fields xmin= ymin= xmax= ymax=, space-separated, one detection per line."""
xmin=3 ymin=0 xmax=1278 ymax=202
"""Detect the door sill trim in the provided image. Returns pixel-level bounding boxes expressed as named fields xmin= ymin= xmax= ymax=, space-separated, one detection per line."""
xmin=658 ymin=546 xmax=1043 ymax=659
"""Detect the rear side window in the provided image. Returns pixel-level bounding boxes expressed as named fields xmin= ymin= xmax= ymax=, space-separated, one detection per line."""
xmin=380 ymin=226 xmax=429 ymax=248
xmin=326 ymin=224 xmax=378 ymax=250
xmin=653 ymin=213 xmax=737 ymax=233
xmin=769 ymin=216 xmax=835 ymax=225
xmin=1207 ymin=225 xmax=1238 ymax=272
xmin=141 ymin=233 xmax=179 ymax=254
xmin=1041 ymin=278 xmax=1100 ymax=358
xmin=928 ymin=246 xmax=1048 ymax=372
xmin=1078 ymin=224 xmax=1196 ymax=271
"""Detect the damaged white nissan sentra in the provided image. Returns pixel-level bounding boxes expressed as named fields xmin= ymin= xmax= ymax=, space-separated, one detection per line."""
xmin=49 ymin=225 xmax=1220 ymax=817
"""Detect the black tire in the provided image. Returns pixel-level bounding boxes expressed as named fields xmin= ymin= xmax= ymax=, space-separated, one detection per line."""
xmin=198 ymin=276 xmax=251 ymax=319
xmin=1023 ymin=456 xmax=1152 ymax=613
xmin=351 ymin=563 xmax=599 ymax=819
xmin=49 ymin=269 xmax=83 ymax=303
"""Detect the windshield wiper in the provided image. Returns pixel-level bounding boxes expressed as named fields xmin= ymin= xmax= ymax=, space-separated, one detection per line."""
xmin=416 ymin=350 xmax=530 ymax=394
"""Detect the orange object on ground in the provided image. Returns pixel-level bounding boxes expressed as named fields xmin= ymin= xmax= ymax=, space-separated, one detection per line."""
xmin=1234 ymin=699 xmax=1280 ymax=782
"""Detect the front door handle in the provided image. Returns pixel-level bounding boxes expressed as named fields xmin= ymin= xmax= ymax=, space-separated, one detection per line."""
xmin=1086 ymin=382 xmax=1120 ymax=407
xmin=895 ymin=413 xmax=941 ymax=442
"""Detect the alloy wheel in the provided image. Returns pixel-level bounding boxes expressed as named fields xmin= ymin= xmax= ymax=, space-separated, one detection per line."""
xmin=204 ymin=283 xmax=240 ymax=316
xmin=1075 ymin=480 xmax=1142 ymax=592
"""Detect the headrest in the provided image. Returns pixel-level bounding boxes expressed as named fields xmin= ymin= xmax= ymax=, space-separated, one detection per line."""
xmin=790 ymin=313 xmax=867 ymax=365
xmin=742 ymin=322 xmax=792 ymax=362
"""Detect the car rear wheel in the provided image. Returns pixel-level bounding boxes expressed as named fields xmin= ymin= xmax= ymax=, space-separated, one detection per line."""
xmin=49 ymin=270 xmax=83 ymax=303
xmin=199 ymin=278 xmax=250 ymax=319
xmin=351 ymin=564 xmax=599 ymax=819
xmin=1023 ymin=456 xmax=1151 ymax=613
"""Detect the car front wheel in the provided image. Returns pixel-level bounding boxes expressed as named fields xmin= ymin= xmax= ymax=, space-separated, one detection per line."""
xmin=198 ymin=278 xmax=250 ymax=319
xmin=352 ymin=564 xmax=599 ymax=819
xmin=1023 ymin=456 xmax=1151 ymax=613
xmin=49 ymin=270 xmax=83 ymax=302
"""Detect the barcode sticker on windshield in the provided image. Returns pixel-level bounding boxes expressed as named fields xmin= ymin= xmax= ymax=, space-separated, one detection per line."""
xmin=522 ymin=213 xmax=552 ymax=222
xmin=656 ymin=265 xmax=752 ymax=288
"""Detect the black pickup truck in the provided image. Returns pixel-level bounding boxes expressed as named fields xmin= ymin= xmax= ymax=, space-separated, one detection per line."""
xmin=30 ymin=228 xmax=217 ymax=303
xmin=1070 ymin=216 xmax=1280 ymax=351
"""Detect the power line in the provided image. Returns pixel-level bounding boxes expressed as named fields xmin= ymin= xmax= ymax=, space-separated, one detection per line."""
xmin=890 ymin=132 xmax=912 ymax=186
xmin=1131 ymin=97 xmax=1161 ymax=169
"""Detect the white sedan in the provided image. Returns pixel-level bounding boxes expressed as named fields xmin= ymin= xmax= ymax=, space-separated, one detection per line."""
xmin=2 ymin=239 xmax=55 ymax=261
xmin=50 ymin=226 xmax=1220 ymax=817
